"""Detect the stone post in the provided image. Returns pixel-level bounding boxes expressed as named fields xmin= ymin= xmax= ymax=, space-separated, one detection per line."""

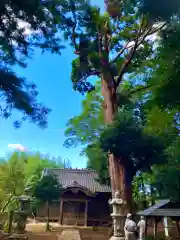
xmin=109 ymin=191 xmax=126 ymax=240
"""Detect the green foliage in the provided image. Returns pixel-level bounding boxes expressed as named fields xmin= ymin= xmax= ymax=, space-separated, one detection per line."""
xmin=140 ymin=0 xmax=180 ymax=20
xmin=67 ymin=0 xmax=161 ymax=95
xmin=0 ymin=0 xmax=68 ymax=65
xmin=65 ymin=80 xmax=180 ymax=203
xmin=0 ymin=0 xmax=89 ymax=126
xmin=65 ymin=0 xmax=180 ymax=205
xmin=23 ymin=153 xmax=64 ymax=182
xmin=99 ymin=111 xmax=166 ymax=173
xmin=32 ymin=174 xmax=62 ymax=203
xmin=32 ymin=173 xmax=63 ymax=231
xmin=64 ymin=84 xmax=168 ymax=190
xmin=146 ymin=24 xmax=180 ymax=110
xmin=151 ymin=165 xmax=180 ymax=201
xmin=0 ymin=69 xmax=51 ymax=128
xmin=64 ymin=81 xmax=104 ymax=147
xmin=0 ymin=153 xmax=25 ymax=197
xmin=86 ymin=143 xmax=110 ymax=185
xmin=0 ymin=151 xmax=64 ymax=219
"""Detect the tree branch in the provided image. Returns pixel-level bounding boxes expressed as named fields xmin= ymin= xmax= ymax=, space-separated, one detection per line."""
xmin=116 ymin=29 xmax=145 ymax=87
xmin=77 ymin=70 xmax=101 ymax=84
xmin=115 ymin=22 xmax=167 ymax=88
xmin=128 ymin=84 xmax=153 ymax=96
xmin=111 ymin=41 xmax=133 ymax=64
xmin=71 ymin=23 xmax=79 ymax=52
xmin=129 ymin=81 xmax=161 ymax=96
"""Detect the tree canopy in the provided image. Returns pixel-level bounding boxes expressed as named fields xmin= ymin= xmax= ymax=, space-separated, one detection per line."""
xmin=140 ymin=0 xmax=180 ymax=20
xmin=32 ymin=174 xmax=63 ymax=204
xmin=68 ymin=2 xmax=164 ymax=95
xmin=106 ymin=0 xmax=180 ymax=21
xmin=0 ymin=0 xmax=89 ymax=127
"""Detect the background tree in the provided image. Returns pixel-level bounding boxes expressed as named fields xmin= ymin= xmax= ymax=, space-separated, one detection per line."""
xmin=0 ymin=151 xmax=65 ymax=228
xmin=0 ymin=153 xmax=25 ymax=217
xmin=32 ymin=174 xmax=63 ymax=231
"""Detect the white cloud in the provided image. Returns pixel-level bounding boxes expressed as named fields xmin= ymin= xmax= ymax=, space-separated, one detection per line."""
xmin=8 ymin=144 xmax=26 ymax=152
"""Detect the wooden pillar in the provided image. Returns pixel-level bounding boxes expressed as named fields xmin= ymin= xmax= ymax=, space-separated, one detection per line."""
xmin=59 ymin=200 xmax=63 ymax=225
xmin=176 ymin=220 xmax=180 ymax=236
xmin=145 ymin=217 xmax=148 ymax=238
xmin=153 ymin=218 xmax=157 ymax=240
xmin=84 ymin=200 xmax=88 ymax=227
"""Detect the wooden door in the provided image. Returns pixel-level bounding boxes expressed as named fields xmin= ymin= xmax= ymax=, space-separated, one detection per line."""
xmin=62 ymin=201 xmax=85 ymax=225
xmin=63 ymin=201 xmax=79 ymax=225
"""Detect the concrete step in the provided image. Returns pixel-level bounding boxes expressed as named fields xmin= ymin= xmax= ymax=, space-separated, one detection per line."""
xmin=57 ymin=230 xmax=81 ymax=240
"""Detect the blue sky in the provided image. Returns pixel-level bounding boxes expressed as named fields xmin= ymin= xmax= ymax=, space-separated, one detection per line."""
xmin=0 ymin=0 xmax=104 ymax=168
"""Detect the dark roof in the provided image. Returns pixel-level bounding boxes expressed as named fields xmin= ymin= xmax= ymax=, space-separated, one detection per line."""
xmin=136 ymin=199 xmax=180 ymax=217
xmin=137 ymin=199 xmax=170 ymax=216
xmin=43 ymin=168 xmax=111 ymax=193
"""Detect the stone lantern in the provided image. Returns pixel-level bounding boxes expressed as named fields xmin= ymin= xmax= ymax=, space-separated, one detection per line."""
xmin=109 ymin=191 xmax=126 ymax=240
xmin=9 ymin=193 xmax=30 ymax=240
xmin=15 ymin=194 xmax=31 ymax=234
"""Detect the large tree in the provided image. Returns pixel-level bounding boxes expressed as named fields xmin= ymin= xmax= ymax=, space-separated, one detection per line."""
xmin=65 ymin=72 xmax=180 ymax=206
xmin=65 ymin=0 xmax=166 ymax=210
xmin=65 ymin=82 xmax=169 ymax=209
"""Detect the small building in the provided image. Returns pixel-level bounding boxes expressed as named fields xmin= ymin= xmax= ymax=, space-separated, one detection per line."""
xmin=137 ymin=199 xmax=180 ymax=239
xmin=36 ymin=168 xmax=112 ymax=227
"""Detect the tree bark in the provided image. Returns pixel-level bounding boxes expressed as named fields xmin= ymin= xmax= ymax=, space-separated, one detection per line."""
xmin=101 ymin=76 xmax=132 ymax=212
xmin=46 ymin=201 xmax=50 ymax=231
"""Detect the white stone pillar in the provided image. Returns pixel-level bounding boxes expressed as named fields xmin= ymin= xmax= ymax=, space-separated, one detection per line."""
xmin=109 ymin=191 xmax=126 ymax=240
xmin=163 ymin=217 xmax=169 ymax=238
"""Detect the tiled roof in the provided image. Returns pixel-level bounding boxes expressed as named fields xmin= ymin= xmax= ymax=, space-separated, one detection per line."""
xmin=43 ymin=168 xmax=111 ymax=193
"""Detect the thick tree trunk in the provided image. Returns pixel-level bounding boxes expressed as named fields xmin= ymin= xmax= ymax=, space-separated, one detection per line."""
xmin=101 ymin=76 xmax=132 ymax=212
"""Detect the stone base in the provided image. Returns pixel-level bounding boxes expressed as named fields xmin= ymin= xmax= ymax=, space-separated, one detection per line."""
xmin=8 ymin=233 xmax=28 ymax=240
xmin=110 ymin=235 xmax=125 ymax=240
xmin=0 ymin=230 xmax=9 ymax=239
